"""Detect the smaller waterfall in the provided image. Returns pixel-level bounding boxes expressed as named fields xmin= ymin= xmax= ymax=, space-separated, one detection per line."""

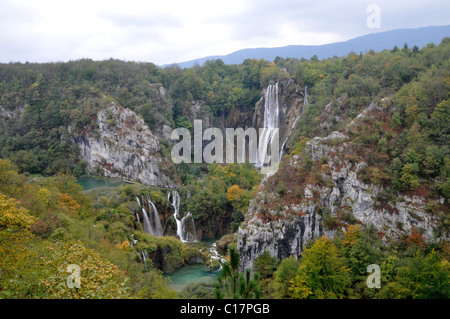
xmin=209 ymin=242 xmax=226 ymax=268
xmin=304 ymin=85 xmax=309 ymax=106
xmin=141 ymin=207 xmax=153 ymax=235
xmin=168 ymin=190 xmax=196 ymax=243
xmin=136 ymin=194 xmax=163 ymax=237
xmin=136 ymin=196 xmax=141 ymax=207
xmin=180 ymin=212 xmax=197 ymax=242
xmin=141 ymin=250 xmax=150 ymax=269
xmin=142 ymin=250 xmax=148 ymax=263
xmin=135 ymin=213 xmax=140 ymax=224
xmin=147 ymin=195 xmax=163 ymax=237
xmin=168 ymin=190 xmax=183 ymax=240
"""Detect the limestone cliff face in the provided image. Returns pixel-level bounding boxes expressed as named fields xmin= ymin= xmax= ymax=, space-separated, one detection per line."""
xmin=238 ymin=102 xmax=448 ymax=272
xmin=73 ymin=102 xmax=172 ymax=187
xmin=302 ymin=130 xmax=444 ymax=242
xmin=238 ymin=208 xmax=324 ymax=272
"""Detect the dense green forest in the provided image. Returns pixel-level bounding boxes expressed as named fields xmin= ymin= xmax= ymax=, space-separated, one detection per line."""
xmin=0 ymin=58 xmax=276 ymax=175
xmin=0 ymin=38 xmax=449 ymax=299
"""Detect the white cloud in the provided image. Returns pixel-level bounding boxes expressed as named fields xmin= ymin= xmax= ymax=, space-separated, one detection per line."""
xmin=0 ymin=0 xmax=449 ymax=65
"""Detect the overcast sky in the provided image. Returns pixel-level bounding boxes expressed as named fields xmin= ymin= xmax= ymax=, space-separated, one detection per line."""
xmin=1 ymin=0 xmax=449 ymax=65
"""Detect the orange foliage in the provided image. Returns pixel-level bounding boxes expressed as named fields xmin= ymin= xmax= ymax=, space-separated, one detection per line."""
xmin=116 ymin=240 xmax=131 ymax=251
xmin=58 ymin=193 xmax=81 ymax=215
xmin=226 ymin=185 xmax=243 ymax=202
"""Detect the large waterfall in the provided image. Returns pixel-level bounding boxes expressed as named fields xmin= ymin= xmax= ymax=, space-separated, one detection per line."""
xmin=168 ymin=190 xmax=197 ymax=243
xmin=136 ymin=195 xmax=163 ymax=236
xmin=257 ymin=83 xmax=279 ymax=167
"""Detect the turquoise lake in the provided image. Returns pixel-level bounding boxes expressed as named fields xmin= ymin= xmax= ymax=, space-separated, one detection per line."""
xmin=77 ymin=177 xmax=124 ymax=190
xmin=165 ymin=264 xmax=220 ymax=292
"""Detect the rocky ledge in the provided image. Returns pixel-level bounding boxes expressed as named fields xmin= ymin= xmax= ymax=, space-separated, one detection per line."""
xmin=73 ymin=102 xmax=172 ymax=187
xmin=238 ymin=129 xmax=447 ymax=271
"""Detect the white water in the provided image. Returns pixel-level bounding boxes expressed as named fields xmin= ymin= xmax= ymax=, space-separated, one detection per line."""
xmin=136 ymin=195 xmax=163 ymax=236
xmin=168 ymin=190 xmax=183 ymax=240
xmin=257 ymin=83 xmax=279 ymax=167
xmin=168 ymin=190 xmax=196 ymax=243
xmin=304 ymin=85 xmax=308 ymax=106
xmin=209 ymin=242 xmax=226 ymax=268
xmin=136 ymin=196 xmax=141 ymax=207
xmin=147 ymin=195 xmax=163 ymax=237
xmin=141 ymin=207 xmax=153 ymax=235
xmin=180 ymin=212 xmax=196 ymax=242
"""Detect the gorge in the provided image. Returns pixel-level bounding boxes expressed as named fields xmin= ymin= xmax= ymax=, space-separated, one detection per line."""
xmin=1 ymin=39 xmax=449 ymax=299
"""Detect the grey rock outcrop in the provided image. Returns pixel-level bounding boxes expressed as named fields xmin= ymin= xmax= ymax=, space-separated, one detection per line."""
xmin=74 ymin=102 xmax=172 ymax=187
xmin=238 ymin=208 xmax=323 ymax=272
xmin=238 ymin=128 xmax=447 ymax=271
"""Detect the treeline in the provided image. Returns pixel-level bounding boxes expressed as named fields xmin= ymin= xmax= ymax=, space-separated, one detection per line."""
xmin=0 ymin=57 xmax=286 ymax=176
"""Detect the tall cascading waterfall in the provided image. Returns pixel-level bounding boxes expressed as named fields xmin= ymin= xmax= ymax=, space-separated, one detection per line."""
xmin=257 ymin=83 xmax=279 ymax=167
xmin=136 ymin=195 xmax=163 ymax=237
xmin=279 ymin=86 xmax=308 ymax=160
xmin=168 ymin=190 xmax=196 ymax=242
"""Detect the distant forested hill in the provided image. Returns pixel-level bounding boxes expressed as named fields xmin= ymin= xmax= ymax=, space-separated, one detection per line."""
xmin=168 ymin=25 xmax=450 ymax=68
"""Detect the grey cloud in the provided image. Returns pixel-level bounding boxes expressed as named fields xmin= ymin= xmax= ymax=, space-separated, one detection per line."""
xmin=101 ymin=12 xmax=183 ymax=29
xmin=215 ymin=0 xmax=450 ymax=44
xmin=0 ymin=0 xmax=449 ymax=64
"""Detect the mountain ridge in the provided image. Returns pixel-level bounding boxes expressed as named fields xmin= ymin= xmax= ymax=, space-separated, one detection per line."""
xmin=165 ymin=25 xmax=450 ymax=68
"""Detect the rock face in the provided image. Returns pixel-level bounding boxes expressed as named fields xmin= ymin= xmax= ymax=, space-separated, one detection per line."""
xmin=302 ymin=131 xmax=443 ymax=242
xmin=238 ymin=118 xmax=448 ymax=272
xmin=74 ymin=102 xmax=172 ymax=187
xmin=238 ymin=209 xmax=324 ymax=272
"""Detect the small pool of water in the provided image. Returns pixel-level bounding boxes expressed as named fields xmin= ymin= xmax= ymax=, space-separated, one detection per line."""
xmin=165 ymin=264 xmax=220 ymax=292
xmin=77 ymin=177 xmax=124 ymax=190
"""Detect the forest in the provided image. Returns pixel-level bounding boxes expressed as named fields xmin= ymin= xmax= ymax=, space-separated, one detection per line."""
xmin=0 ymin=38 xmax=449 ymax=299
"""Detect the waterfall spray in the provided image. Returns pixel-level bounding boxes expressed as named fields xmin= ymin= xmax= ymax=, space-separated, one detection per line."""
xmin=257 ymin=83 xmax=279 ymax=167
xmin=147 ymin=195 xmax=163 ymax=237
xmin=168 ymin=190 xmax=196 ymax=242
xmin=136 ymin=194 xmax=163 ymax=236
